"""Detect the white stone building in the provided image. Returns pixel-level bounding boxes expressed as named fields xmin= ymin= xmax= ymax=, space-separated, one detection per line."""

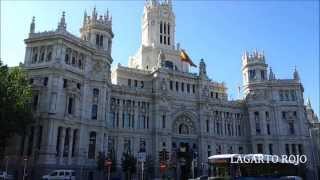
xmin=6 ymin=0 xmax=319 ymax=179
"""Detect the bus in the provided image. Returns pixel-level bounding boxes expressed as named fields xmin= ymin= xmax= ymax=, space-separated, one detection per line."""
xmin=207 ymin=154 xmax=305 ymax=180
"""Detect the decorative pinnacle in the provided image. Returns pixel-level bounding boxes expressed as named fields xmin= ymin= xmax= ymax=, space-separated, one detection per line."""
xmin=30 ymin=16 xmax=35 ymax=34
xmin=57 ymin=11 xmax=66 ymax=31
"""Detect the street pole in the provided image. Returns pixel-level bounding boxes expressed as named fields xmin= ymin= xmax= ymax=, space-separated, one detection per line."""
xmin=192 ymin=160 xmax=194 ymax=179
xmin=22 ymin=157 xmax=27 ymax=180
xmin=141 ymin=161 xmax=144 ymax=180
xmin=5 ymin=156 xmax=9 ymax=176
xmin=107 ymin=165 xmax=110 ymax=180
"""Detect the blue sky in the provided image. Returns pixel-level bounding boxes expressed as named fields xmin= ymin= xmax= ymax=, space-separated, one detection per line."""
xmin=1 ymin=0 xmax=319 ymax=115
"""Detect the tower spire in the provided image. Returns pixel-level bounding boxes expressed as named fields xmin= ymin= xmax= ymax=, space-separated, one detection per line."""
xmin=29 ymin=16 xmax=35 ymax=34
xmin=306 ymin=98 xmax=312 ymax=109
xmin=269 ymin=67 xmax=275 ymax=80
xmin=57 ymin=11 xmax=66 ymax=31
xmin=293 ymin=66 xmax=300 ymax=81
xmin=83 ymin=10 xmax=87 ymax=26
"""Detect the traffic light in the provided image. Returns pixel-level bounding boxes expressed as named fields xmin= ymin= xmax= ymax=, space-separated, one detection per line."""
xmin=159 ymin=151 xmax=164 ymax=162
xmin=165 ymin=150 xmax=169 ymax=161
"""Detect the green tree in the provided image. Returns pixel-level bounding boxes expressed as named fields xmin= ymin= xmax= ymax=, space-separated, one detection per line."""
xmin=0 ymin=60 xmax=34 ymax=157
xmin=121 ymin=153 xmax=137 ymax=180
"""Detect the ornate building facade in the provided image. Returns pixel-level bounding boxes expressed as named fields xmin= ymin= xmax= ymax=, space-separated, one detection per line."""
xmin=7 ymin=0 xmax=319 ymax=179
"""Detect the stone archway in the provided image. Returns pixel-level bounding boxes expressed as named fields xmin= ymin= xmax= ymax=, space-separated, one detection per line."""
xmin=173 ymin=115 xmax=196 ymax=135
xmin=171 ymin=114 xmax=197 ymax=180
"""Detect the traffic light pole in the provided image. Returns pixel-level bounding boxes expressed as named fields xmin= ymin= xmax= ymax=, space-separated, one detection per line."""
xmin=141 ymin=161 xmax=144 ymax=180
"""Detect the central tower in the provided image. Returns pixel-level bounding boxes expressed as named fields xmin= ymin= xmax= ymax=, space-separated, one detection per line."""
xmin=142 ymin=0 xmax=175 ymax=49
xmin=128 ymin=0 xmax=191 ymax=72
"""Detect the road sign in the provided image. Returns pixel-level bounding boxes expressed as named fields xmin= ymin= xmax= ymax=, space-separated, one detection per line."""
xmin=104 ymin=160 xmax=112 ymax=167
xmin=137 ymin=152 xmax=146 ymax=162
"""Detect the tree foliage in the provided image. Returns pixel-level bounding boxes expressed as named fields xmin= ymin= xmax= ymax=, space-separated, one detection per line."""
xmin=0 ymin=60 xmax=34 ymax=157
xmin=121 ymin=153 xmax=137 ymax=180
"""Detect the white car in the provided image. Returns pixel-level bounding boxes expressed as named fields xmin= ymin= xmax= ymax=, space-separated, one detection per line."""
xmin=42 ymin=170 xmax=76 ymax=180
xmin=0 ymin=171 xmax=14 ymax=180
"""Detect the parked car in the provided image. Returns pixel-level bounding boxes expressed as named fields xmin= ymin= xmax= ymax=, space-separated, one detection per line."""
xmin=42 ymin=170 xmax=75 ymax=180
xmin=279 ymin=176 xmax=303 ymax=180
xmin=0 ymin=171 xmax=14 ymax=180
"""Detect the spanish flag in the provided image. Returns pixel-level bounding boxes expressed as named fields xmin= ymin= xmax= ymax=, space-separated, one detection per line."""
xmin=180 ymin=49 xmax=197 ymax=67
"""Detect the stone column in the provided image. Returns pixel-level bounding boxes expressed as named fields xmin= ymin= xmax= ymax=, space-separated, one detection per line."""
xmin=68 ymin=128 xmax=74 ymax=165
xmin=59 ymin=127 xmax=66 ymax=164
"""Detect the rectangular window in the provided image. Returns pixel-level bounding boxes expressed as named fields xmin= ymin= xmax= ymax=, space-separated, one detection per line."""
xmin=162 ymin=115 xmax=166 ymax=129
xmin=134 ymin=80 xmax=138 ymax=87
xmin=37 ymin=126 xmax=43 ymax=150
xmin=210 ymin=92 xmax=213 ymax=98
xmin=63 ymin=79 xmax=68 ymax=88
xmin=289 ymin=122 xmax=295 ymax=135
xmin=33 ymin=94 xmax=39 ymax=111
xmin=91 ymin=104 xmax=98 ymax=120
xmin=160 ymin=35 xmax=162 ymax=44
xmin=267 ymin=124 xmax=271 ymax=135
xmin=168 ymin=36 xmax=170 ymax=45
xmin=279 ymin=90 xmax=284 ymax=101
xmin=282 ymin=111 xmax=287 ymax=119
xmin=298 ymin=144 xmax=303 ymax=155
xmin=285 ymin=144 xmax=290 ymax=155
xmin=43 ymin=77 xmax=48 ymax=86
xmin=170 ymin=81 xmax=173 ymax=90
xmin=290 ymin=90 xmax=296 ymax=101
xmin=176 ymin=82 xmax=179 ymax=91
xmin=187 ymin=84 xmax=190 ymax=93
xmin=141 ymin=81 xmax=144 ymax=88
xmin=261 ymin=70 xmax=265 ymax=80
xmin=291 ymin=144 xmax=296 ymax=155
xmin=269 ymin=144 xmax=273 ymax=155
xmin=257 ymin=144 xmax=263 ymax=153
xmin=216 ymin=92 xmax=219 ymax=99
xmin=109 ymin=112 xmax=115 ymax=128
xmin=128 ymin=79 xmax=131 ymax=87
xmin=239 ymin=146 xmax=243 ymax=154
xmin=249 ymin=70 xmax=256 ymax=80
xmin=256 ymin=123 xmax=261 ymax=135
xmin=164 ymin=35 xmax=166 ymax=44
xmin=67 ymin=97 xmax=74 ymax=114
xmin=93 ymin=88 xmax=99 ymax=97
xmin=181 ymin=83 xmax=184 ymax=92
xmin=192 ymin=84 xmax=195 ymax=93
xmin=206 ymin=120 xmax=209 ymax=132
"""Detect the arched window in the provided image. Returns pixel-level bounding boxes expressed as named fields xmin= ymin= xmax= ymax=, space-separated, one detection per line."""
xmin=88 ymin=131 xmax=96 ymax=159
xmin=32 ymin=49 xmax=38 ymax=63
xmin=96 ymin=34 xmax=100 ymax=46
xmin=65 ymin=48 xmax=71 ymax=64
xmin=39 ymin=47 xmax=45 ymax=62
xmin=179 ymin=124 xmax=189 ymax=134
xmin=99 ymin=35 xmax=103 ymax=47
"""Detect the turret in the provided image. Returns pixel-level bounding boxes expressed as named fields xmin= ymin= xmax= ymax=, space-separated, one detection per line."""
xmin=242 ymin=49 xmax=268 ymax=85
xmin=199 ymin=58 xmax=207 ymax=79
xmin=80 ymin=7 xmax=114 ymax=53
xmin=57 ymin=11 xmax=66 ymax=32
